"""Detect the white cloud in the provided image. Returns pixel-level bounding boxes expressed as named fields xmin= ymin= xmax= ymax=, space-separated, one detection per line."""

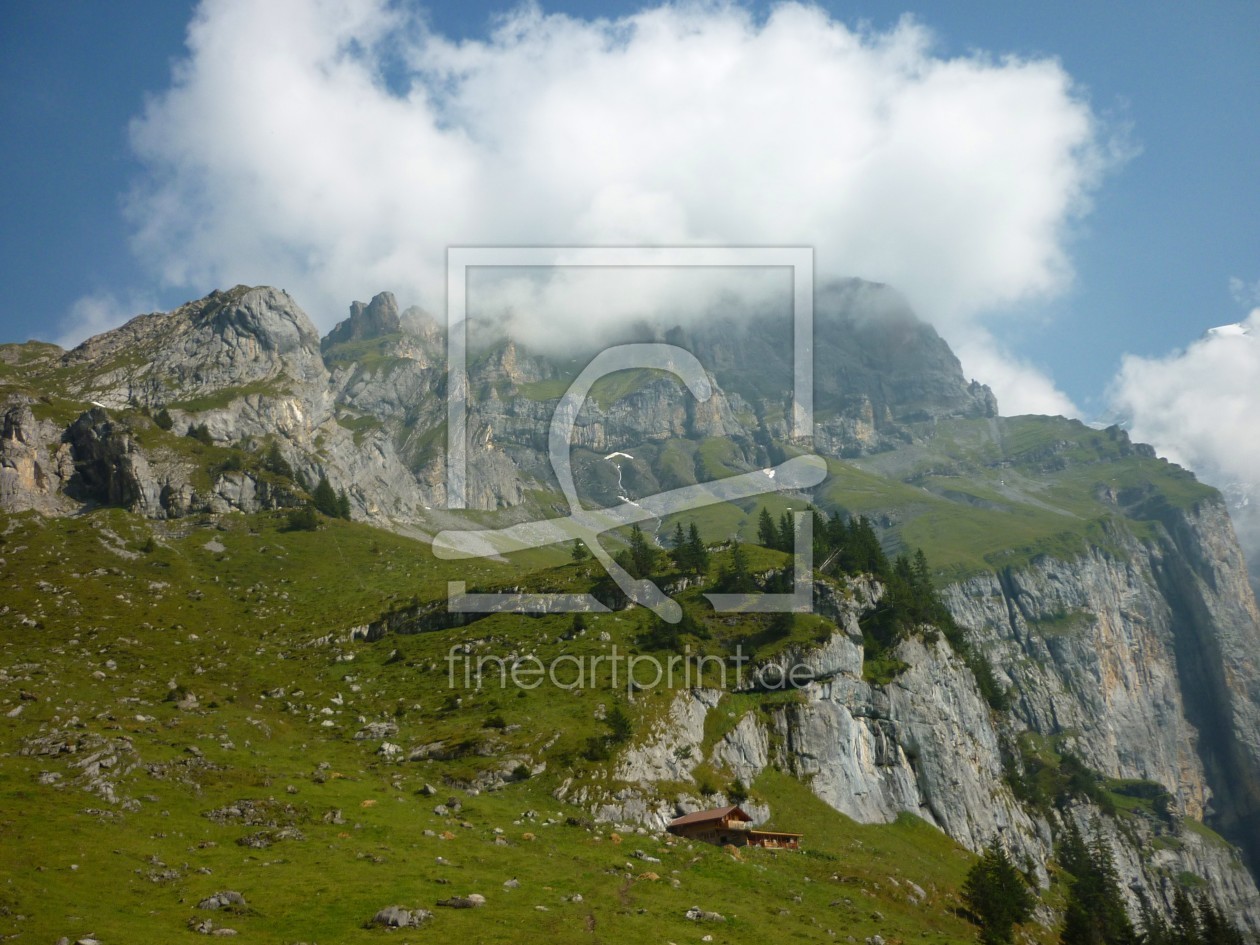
xmin=1110 ymin=310 xmax=1260 ymax=476
xmin=113 ymin=0 xmax=1110 ymax=364
xmin=1229 ymin=276 xmax=1260 ymax=308
xmin=955 ymin=332 xmax=1080 ymax=417
xmin=56 ymin=292 xmax=158 ymax=350
xmin=1109 ymin=310 xmax=1260 ymax=575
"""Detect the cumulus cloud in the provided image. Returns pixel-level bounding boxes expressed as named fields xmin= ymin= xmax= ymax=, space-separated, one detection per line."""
xmin=954 ymin=333 xmax=1079 ymax=417
xmin=105 ymin=0 xmax=1108 ymax=368
xmin=1110 ymin=310 xmax=1260 ymax=580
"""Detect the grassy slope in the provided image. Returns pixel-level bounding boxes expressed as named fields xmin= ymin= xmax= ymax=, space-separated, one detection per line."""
xmin=829 ymin=415 xmax=1217 ymax=583
xmin=1 ymin=507 xmax=1014 ymax=945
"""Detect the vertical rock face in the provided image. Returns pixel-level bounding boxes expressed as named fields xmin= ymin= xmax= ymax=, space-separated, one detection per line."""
xmin=0 ymin=401 xmax=74 ymax=514
xmin=747 ymin=632 xmax=1049 ymax=881
xmin=943 ymin=497 xmax=1260 ymax=879
xmin=583 ymin=575 xmax=1260 ymax=930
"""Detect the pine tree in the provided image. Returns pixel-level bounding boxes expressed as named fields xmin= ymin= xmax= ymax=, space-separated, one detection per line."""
xmin=670 ymin=522 xmax=688 ymax=570
xmin=1171 ymin=887 xmax=1200 ymax=945
xmin=1140 ymin=897 xmax=1172 ymax=945
xmin=962 ymin=842 xmax=1036 ymax=945
xmin=186 ymin=422 xmax=213 ymax=445
xmin=336 ymin=488 xmax=351 ymax=519
xmin=263 ymin=441 xmax=294 ymax=480
xmin=1195 ymin=890 xmax=1244 ymax=945
xmin=777 ymin=511 xmax=795 ymax=552
xmin=1058 ymin=824 xmax=1137 ymax=945
xmin=913 ymin=547 xmax=932 ymax=587
xmin=571 ymin=538 xmax=589 ymax=562
xmin=627 ymin=523 xmax=656 ymax=578
xmin=312 ymin=476 xmax=339 ymax=517
xmin=757 ymin=506 xmax=778 ymax=549
xmin=687 ymin=523 xmax=708 ymax=575
xmin=717 ymin=541 xmax=755 ymax=593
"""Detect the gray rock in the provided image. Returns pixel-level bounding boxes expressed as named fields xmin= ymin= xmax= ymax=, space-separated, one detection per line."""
xmin=685 ymin=905 xmax=726 ymax=922
xmin=370 ymin=905 xmax=431 ymax=928
xmin=437 ymin=894 xmax=485 ymax=909
xmin=325 ymin=292 xmax=402 ymax=346
xmin=196 ymin=890 xmax=247 ymax=911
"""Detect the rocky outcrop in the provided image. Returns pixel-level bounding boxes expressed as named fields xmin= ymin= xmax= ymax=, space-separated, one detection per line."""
xmin=613 ymin=688 xmax=716 ymax=784
xmin=0 ymin=400 xmax=75 ymax=514
xmin=62 ymin=285 xmax=326 ymax=409
xmin=324 ymin=291 xmax=403 ymax=347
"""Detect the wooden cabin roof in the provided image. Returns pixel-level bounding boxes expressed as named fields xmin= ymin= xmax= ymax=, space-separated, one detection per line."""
xmin=667 ymin=805 xmax=753 ymax=828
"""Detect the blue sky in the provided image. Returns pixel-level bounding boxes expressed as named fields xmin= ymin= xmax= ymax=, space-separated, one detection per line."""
xmin=1 ymin=0 xmax=1258 ymax=420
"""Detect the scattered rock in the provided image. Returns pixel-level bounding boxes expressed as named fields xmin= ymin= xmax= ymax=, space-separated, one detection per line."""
xmin=369 ymin=905 xmax=432 ymax=928
xmin=197 ymin=890 xmax=247 ymax=911
xmin=685 ymin=906 xmax=726 ymax=922
xmin=355 ymin=721 xmax=398 ymax=741
xmin=437 ymin=894 xmax=485 ymax=909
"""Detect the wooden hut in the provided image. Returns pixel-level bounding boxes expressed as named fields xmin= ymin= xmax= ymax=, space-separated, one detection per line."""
xmin=666 ymin=805 xmax=801 ymax=850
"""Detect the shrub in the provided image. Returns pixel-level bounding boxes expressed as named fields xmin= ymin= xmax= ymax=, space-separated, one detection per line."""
xmin=186 ymin=423 xmax=213 ymax=446
xmin=284 ymin=506 xmax=319 ymax=532
xmin=606 ymin=705 xmax=633 ymax=743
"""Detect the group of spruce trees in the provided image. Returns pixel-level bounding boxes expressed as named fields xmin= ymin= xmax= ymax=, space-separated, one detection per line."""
xmin=585 ymin=506 xmax=1007 ymax=708
xmin=962 ymin=825 xmax=1245 ymax=945
xmin=286 ymin=474 xmax=351 ymax=530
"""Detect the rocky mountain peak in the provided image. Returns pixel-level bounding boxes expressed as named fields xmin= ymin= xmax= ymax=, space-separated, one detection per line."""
xmin=323 ymin=291 xmax=402 ymax=348
xmin=196 ymin=284 xmax=322 ymax=354
xmin=54 ymin=285 xmax=326 ymax=409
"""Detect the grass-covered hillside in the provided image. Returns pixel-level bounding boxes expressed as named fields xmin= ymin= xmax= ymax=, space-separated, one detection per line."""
xmin=0 ymin=505 xmax=1047 ymax=944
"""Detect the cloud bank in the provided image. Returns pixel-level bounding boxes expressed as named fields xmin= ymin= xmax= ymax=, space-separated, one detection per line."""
xmin=102 ymin=0 xmax=1108 ymax=409
xmin=1110 ymin=311 xmax=1260 ymax=580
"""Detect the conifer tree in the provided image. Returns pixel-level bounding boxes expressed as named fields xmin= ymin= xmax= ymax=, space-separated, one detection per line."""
xmin=1058 ymin=823 xmax=1137 ymax=945
xmin=312 ymin=475 xmax=340 ymax=517
xmin=962 ymin=842 xmax=1036 ymax=945
xmin=1171 ymin=887 xmax=1199 ymax=945
xmin=687 ymin=523 xmax=708 ymax=575
xmin=1195 ymin=890 xmax=1244 ymax=945
xmin=778 ymin=510 xmax=795 ymax=552
xmin=670 ymin=522 xmax=688 ymax=570
xmin=627 ymin=523 xmax=656 ymax=578
xmin=757 ymin=506 xmax=778 ymax=548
